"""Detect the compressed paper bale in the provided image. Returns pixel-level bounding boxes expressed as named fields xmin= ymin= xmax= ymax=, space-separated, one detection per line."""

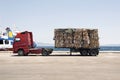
xmin=54 ymin=29 xmax=64 ymax=48
xmin=73 ymin=29 xmax=83 ymax=48
xmin=89 ymin=40 xmax=99 ymax=48
xmin=63 ymin=29 xmax=73 ymax=47
xmin=54 ymin=29 xmax=73 ymax=48
xmin=88 ymin=29 xmax=99 ymax=48
xmin=89 ymin=29 xmax=99 ymax=39
xmin=82 ymin=29 xmax=90 ymax=48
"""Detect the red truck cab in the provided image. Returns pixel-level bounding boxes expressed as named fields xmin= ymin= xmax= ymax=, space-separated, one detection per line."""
xmin=13 ymin=31 xmax=53 ymax=56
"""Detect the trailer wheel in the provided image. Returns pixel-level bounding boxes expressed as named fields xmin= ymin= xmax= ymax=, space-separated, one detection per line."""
xmin=80 ymin=50 xmax=88 ymax=56
xmin=42 ymin=49 xmax=49 ymax=56
xmin=89 ymin=49 xmax=98 ymax=56
xmin=18 ymin=49 xmax=25 ymax=56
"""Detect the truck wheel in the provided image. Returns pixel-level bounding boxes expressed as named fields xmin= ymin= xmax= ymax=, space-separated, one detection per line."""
xmin=89 ymin=49 xmax=98 ymax=56
xmin=42 ymin=50 xmax=49 ymax=56
xmin=18 ymin=50 xmax=24 ymax=56
xmin=80 ymin=50 xmax=88 ymax=56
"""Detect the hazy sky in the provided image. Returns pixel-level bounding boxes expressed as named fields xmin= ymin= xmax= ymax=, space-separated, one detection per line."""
xmin=0 ymin=0 xmax=120 ymax=45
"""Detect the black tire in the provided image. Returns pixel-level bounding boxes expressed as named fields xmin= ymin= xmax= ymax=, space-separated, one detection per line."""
xmin=80 ymin=50 xmax=88 ymax=56
xmin=89 ymin=49 xmax=98 ymax=56
xmin=18 ymin=50 xmax=24 ymax=56
xmin=42 ymin=49 xmax=49 ymax=56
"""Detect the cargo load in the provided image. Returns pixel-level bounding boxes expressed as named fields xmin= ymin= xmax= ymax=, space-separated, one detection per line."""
xmin=54 ymin=28 xmax=99 ymax=49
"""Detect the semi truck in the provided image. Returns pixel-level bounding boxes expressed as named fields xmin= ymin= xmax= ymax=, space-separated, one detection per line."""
xmin=54 ymin=28 xmax=99 ymax=56
xmin=13 ymin=31 xmax=53 ymax=56
xmin=13 ymin=28 xmax=99 ymax=56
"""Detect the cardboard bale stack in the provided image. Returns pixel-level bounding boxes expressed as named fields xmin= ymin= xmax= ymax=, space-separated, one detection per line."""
xmin=54 ymin=29 xmax=64 ymax=47
xmin=82 ymin=29 xmax=90 ymax=48
xmin=54 ymin=29 xmax=73 ymax=48
xmin=73 ymin=29 xmax=83 ymax=48
xmin=63 ymin=29 xmax=73 ymax=47
xmin=54 ymin=28 xmax=99 ymax=49
xmin=88 ymin=29 xmax=99 ymax=48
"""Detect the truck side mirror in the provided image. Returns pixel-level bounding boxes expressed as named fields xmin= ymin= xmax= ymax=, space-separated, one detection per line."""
xmin=15 ymin=38 xmax=20 ymax=42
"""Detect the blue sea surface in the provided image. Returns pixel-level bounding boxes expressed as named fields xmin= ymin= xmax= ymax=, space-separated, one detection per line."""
xmin=100 ymin=46 xmax=120 ymax=51
xmin=37 ymin=46 xmax=120 ymax=51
